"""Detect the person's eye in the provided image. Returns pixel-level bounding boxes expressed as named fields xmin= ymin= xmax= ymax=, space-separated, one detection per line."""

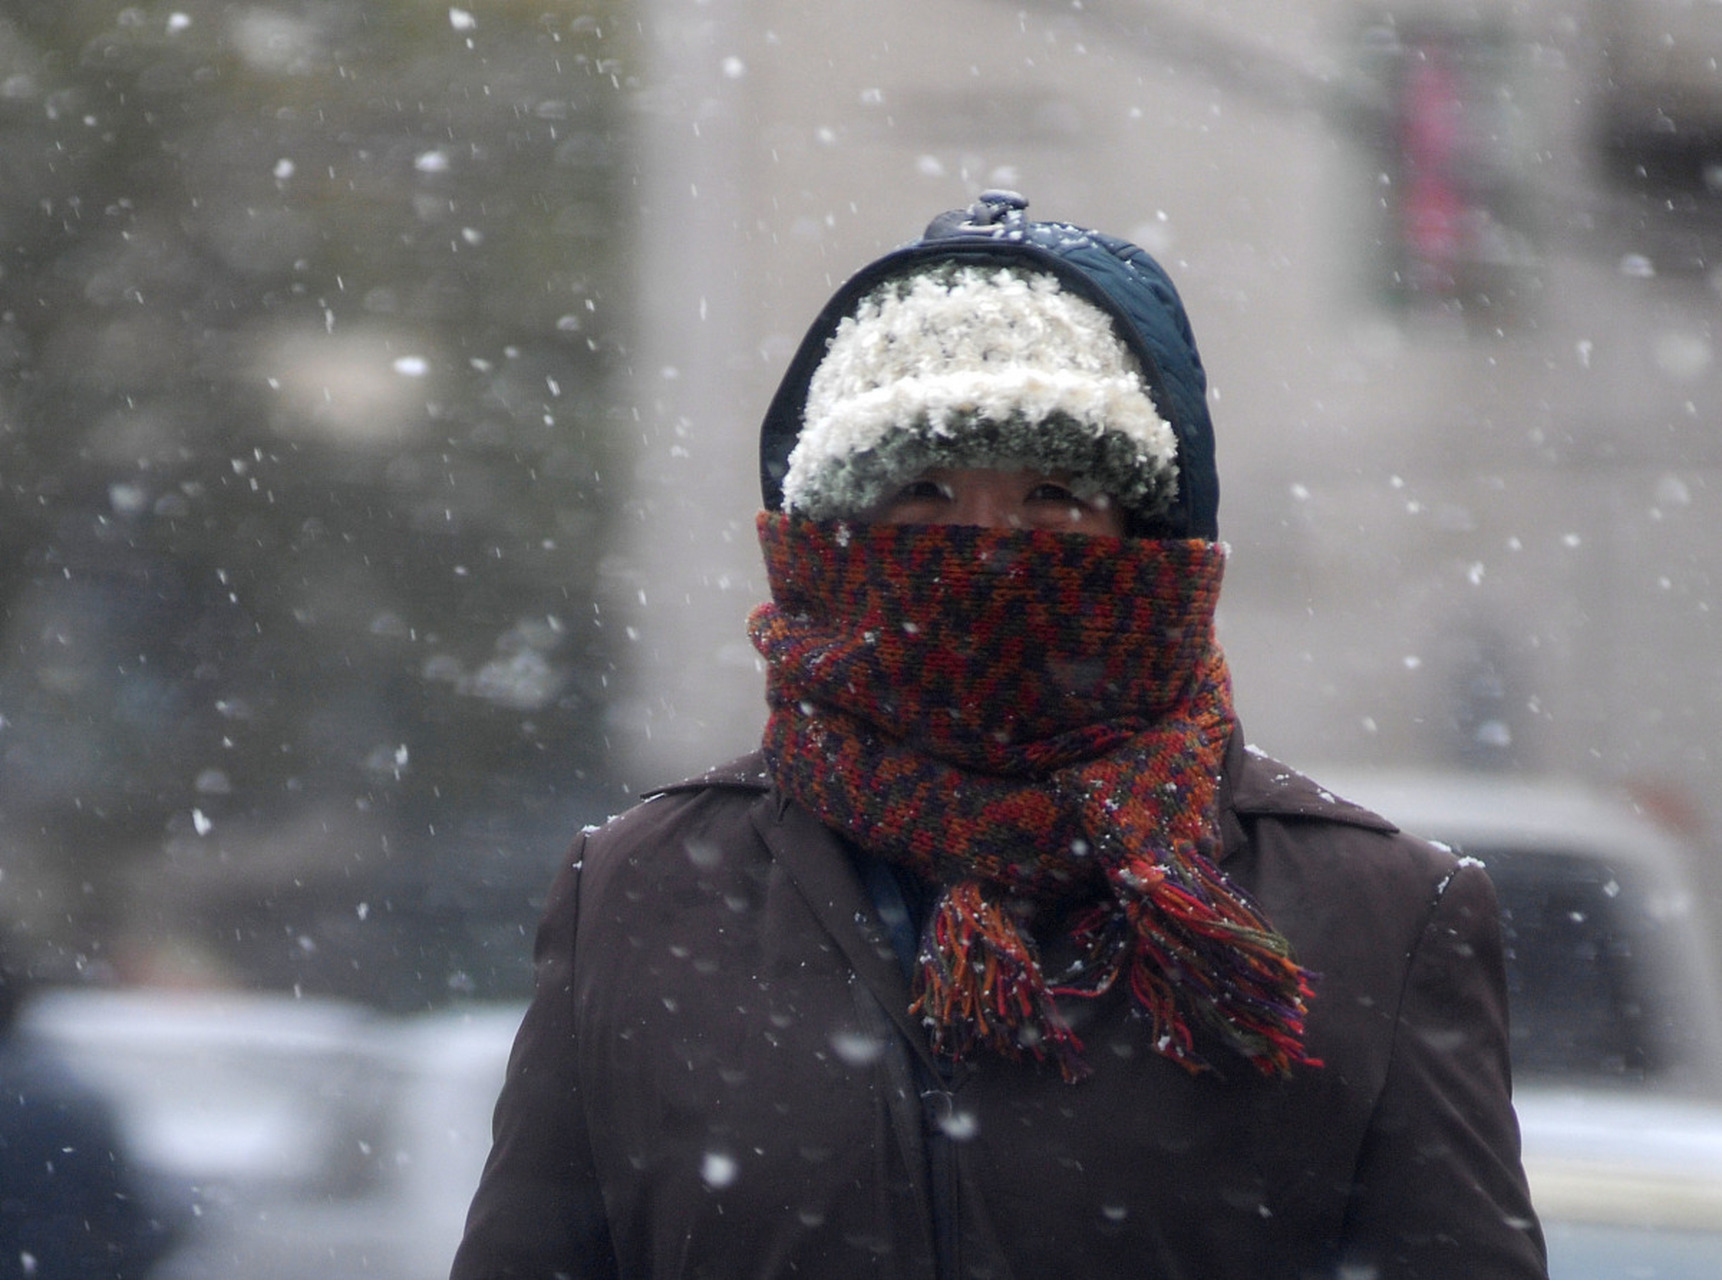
xmin=894 ymin=477 xmax=952 ymax=502
xmin=1025 ymin=481 xmax=1080 ymax=504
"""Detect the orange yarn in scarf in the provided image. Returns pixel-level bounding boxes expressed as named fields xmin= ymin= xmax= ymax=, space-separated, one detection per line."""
xmin=748 ymin=514 xmax=1318 ymax=1081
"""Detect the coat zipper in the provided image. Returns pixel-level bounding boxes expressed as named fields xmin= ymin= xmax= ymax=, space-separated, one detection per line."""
xmin=918 ymin=1066 xmax=961 ymax=1280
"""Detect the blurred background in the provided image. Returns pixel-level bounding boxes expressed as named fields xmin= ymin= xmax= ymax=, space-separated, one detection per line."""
xmin=4 ymin=0 xmax=1722 ymax=1275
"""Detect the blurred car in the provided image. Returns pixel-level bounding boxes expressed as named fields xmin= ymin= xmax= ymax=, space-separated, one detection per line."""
xmin=1317 ymin=767 xmax=1722 ymax=1279
xmin=22 ymin=988 xmax=522 ymax=1280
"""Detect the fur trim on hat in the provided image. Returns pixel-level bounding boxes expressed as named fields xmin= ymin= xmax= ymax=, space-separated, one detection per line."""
xmin=781 ymin=265 xmax=1179 ymax=522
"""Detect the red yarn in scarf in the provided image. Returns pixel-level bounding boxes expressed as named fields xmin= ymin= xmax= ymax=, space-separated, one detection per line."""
xmin=748 ymin=514 xmax=1319 ymax=1082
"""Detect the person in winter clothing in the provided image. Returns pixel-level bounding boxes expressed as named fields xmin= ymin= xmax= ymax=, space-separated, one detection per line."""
xmin=0 ymin=938 xmax=180 ymax=1280
xmin=451 ymin=192 xmax=1548 ymax=1280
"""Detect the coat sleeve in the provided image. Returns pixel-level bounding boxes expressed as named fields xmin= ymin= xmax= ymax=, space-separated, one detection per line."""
xmin=450 ymin=838 xmax=619 ymax=1280
xmin=1339 ymin=859 xmax=1550 ymax=1279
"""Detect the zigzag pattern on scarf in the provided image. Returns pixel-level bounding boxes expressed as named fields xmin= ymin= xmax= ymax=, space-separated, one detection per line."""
xmin=749 ymin=514 xmax=1319 ymax=1082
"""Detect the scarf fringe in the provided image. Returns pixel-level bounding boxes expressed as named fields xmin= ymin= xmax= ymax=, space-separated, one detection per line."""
xmin=911 ymin=881 xmax=1091 ymax=1084
xmin=916 ymin=859 xmax=1321 ymax=1083
xmin=1115 ymin=848 xmax=1322 ymax=1077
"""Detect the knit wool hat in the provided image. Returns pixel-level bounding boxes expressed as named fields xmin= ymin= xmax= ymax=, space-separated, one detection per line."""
xmin=780 ymin=263 xmax=1179 ymax=524
xmin=760 ymin=191 xmax=1221 ymax=539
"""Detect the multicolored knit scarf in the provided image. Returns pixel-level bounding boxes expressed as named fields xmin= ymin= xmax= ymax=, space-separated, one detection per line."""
xmin=747 ymin=514 xmax=1319 ymax=1082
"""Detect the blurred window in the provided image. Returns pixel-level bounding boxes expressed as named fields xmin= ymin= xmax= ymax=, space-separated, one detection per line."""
xmin=1477 ymin=849 xmax=1675 ymax=1083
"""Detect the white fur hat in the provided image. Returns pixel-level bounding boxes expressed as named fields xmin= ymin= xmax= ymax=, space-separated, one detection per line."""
xmin=779 ymin=264 xmax=1179 ymax=523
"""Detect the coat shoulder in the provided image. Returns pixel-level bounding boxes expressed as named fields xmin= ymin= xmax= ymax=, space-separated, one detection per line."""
xmin=1229 ymin=745 xmax=1400 ymax=832
xmin=569 ymin=751 xmax=774 ymax=890
xmin=1227 ymin=743 xmax=1470 ymax=897
xmin=645 ymin=750 xmax=774 ymax=797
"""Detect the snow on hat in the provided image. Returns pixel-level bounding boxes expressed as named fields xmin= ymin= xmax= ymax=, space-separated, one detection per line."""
xmin=778 ymin=262 xmax=1179 ymax=524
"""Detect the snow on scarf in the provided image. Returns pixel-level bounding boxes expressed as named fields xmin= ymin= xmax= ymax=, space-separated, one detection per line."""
xmin=748 ymin=513 xmax=1319 ymax=1081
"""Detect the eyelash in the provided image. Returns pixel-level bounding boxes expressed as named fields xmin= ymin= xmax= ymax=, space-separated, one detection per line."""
xmin=1025 ymin=483 xmax=1079 ymax=504
xmin=891 ymin=478 xmax=1094 ymax=508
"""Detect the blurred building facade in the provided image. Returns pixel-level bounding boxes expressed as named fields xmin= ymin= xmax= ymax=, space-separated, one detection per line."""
xmin=613 ymin=0 xmax=1722 ymax=872
xmin=6 ymin=0 xmax=1721 ymax=1001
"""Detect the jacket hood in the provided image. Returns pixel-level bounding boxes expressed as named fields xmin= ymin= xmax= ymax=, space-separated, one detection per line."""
xmin=757 ymin=191 xmax=1219 ymax=539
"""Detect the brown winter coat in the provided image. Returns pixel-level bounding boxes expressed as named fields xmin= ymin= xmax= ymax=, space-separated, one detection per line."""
xmin=451 ymin=729 xmax=1547 ymax=1279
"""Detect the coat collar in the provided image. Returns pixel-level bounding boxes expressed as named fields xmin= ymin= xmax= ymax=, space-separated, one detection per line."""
xmin=649 ymin=752 xmax=944 ymax=1078
xmin=646 ymin=752 xmax=776 ymax=795
xmin=653 ymin=731 xmax=1401 ymax=868
xmin=647 ymin=736 xmax=1392 ymax=1083
xmin=1217 ymin=728 xmax=1399 ymax=861
xmin=748 ymin=790 xmax=952 ymax=1081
